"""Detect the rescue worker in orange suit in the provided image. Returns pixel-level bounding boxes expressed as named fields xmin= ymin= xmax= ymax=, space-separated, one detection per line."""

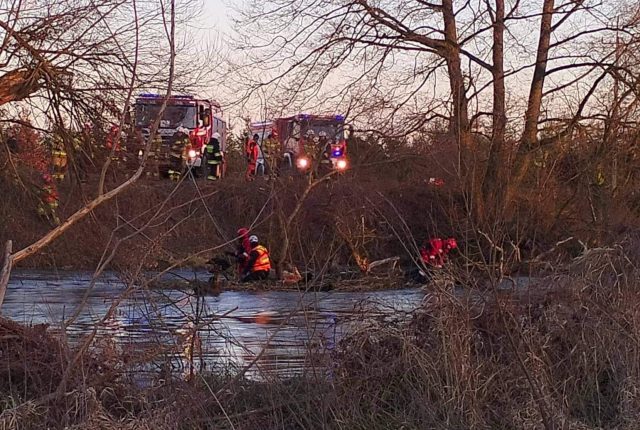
xmin=225 ymin=227 xmax=252 ymax=277
xmin=245 ymin=134 xmax=260 ymax=181
xmin=244 ymin=133 xmax=257 ymax=160
xmin=242 ymin=235 xmax=271 ymax=282
xmin=37 ymin=173 xmax=61 ymax=226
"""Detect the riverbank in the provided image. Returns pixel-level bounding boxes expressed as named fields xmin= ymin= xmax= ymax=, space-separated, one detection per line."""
xmin=1 ymin=169 xmax=455 ymax=273
xmin=5 ymin=154 xmax=634 ymax=279
xmin=2 ymin=242 xmax=639 ymax=429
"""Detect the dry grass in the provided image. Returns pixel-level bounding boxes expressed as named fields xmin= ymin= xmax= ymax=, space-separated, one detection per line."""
xmin=2 ymin=237 xmax=640 ymax=429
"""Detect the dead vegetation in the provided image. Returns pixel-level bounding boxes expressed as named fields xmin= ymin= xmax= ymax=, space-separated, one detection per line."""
xmin=0 ymin=237 xmax=638 ymax=429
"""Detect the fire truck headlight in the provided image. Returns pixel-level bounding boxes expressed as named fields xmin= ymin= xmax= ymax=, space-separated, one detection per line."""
xmin=188 ymin=149 xmax=197 ymax=159
xmin=336 ymin=159 xmax=348 ymax=170
xmin=297 ymin=157 xmax=309 ymax=169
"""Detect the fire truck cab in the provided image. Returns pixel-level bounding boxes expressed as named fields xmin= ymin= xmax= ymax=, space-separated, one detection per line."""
xmin=133 ymin=94 xmax=227 ymax=177
xmin=251 ymin=114 xmax=349 ymax=172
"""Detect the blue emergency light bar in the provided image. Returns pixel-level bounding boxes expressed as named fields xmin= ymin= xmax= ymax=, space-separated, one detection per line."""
xmin=137 ymin=93 xmax=194 ymax=99
xmin=297 ymin=113 xmax=345 ymax=120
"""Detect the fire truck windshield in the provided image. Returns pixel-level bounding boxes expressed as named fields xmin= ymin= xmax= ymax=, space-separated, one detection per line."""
xmin=299 ymin=120 xmax=344 ymax=141
xmin=135 ymin=104 xmax=197 ymax=129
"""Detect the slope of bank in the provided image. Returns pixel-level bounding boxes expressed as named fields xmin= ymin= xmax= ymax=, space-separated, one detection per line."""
xmin=1 ymin=168 xmax=454 ymax=272
xmin=2 ymin=160 xmax=637 ymax=275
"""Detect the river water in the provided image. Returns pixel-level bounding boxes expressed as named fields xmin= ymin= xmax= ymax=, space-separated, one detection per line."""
xmin=3 ymin=270 xmax=425 ymax=380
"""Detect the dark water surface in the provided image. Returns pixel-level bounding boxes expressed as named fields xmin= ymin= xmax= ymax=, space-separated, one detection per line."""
xmin=4 ymin=270 xmax=425 ymax=379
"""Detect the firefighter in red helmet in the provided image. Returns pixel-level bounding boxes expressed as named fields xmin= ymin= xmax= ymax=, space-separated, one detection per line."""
xmin=225 ymin=227 xmax=252 ymax=277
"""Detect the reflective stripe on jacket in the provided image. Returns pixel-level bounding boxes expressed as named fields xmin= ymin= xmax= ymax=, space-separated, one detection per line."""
xmin=251 ymin=245 xmax=271 ymax=272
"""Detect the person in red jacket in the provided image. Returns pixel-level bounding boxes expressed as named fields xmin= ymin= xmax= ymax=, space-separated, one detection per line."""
xmin=105 ymin=123 xmax=125 ymax=165
xmin=420 ymin=237 xmax=457 ymax=269
xmin=245 ymin=134 xmax=260 ymax=181
xmin=226 ymin=227 xmax=252 ymax=277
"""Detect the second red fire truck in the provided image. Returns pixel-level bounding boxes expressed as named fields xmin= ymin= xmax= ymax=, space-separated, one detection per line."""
xmin=250 ymin=113 xmax=350 ymax=173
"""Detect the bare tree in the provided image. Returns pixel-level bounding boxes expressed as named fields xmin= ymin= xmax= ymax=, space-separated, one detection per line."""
xmin=232 ymin=0 xmax=640 ymax=220
xmin=0 ymin=0 xmax=181 ymax=310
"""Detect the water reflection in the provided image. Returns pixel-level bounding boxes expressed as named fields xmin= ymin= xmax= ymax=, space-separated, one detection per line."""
xmin=4 ymin=270 xmax=425 ymax=379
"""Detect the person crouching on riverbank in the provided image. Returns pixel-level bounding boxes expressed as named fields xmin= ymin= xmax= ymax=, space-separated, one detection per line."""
xmin=242 ymin=235 xmax=271 ymax=282
xmin=226 ymin=227 xmax=251 ymax=278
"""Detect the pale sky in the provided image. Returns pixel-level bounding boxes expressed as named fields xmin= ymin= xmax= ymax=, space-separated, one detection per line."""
xmin=200 ymin=0 xmax=233 ymax=35
xmin=196 ymin=0 xmax=259 ymax=127
xmin=192 ymin=0 xmax=624 ymax=133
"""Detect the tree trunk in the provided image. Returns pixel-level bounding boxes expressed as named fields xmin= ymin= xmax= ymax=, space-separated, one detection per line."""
xmin=0 ymin=241 xmax=12 ymax=311
xmin=442 ymin=0 xmax=470 ymax=147
xmin=509 ymin=0 xmax=555 ymax=202
xmin=521 ymin=0 xmax=555 ymax=150
xmin=441 ymin=0 xmax=474 ymax=212
xmin=482 ymin=0 xmax=507 ymax=218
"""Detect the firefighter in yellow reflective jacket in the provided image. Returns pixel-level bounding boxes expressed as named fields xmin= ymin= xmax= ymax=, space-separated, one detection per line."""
xmin=533 ymin=148 xmax=547 ymax=168
xmin=205 ymin=133 xmax=223 ymax=180
xmin=168 ymin=127 xmax=190 ymax=181
xmin=242 ymin=235 xmax=271 ymax=282
xmin=594 ymin=164 xmax=605 ymax=187
xmin=263 ymin=131 xmax=281 ymax=179
xmin=146 ymin=133 xmax=163 ymax=179
xmin=37 ymin=173 xmax=61 ymax=226
xmin=51 ymin=135 xmax=67 ymax=181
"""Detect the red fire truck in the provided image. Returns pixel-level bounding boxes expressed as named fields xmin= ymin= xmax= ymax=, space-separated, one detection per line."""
xmin=133 ymin=93 xmax=227 ymax=177
xmin=250 ymin=114 xmax=350 ymax=172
